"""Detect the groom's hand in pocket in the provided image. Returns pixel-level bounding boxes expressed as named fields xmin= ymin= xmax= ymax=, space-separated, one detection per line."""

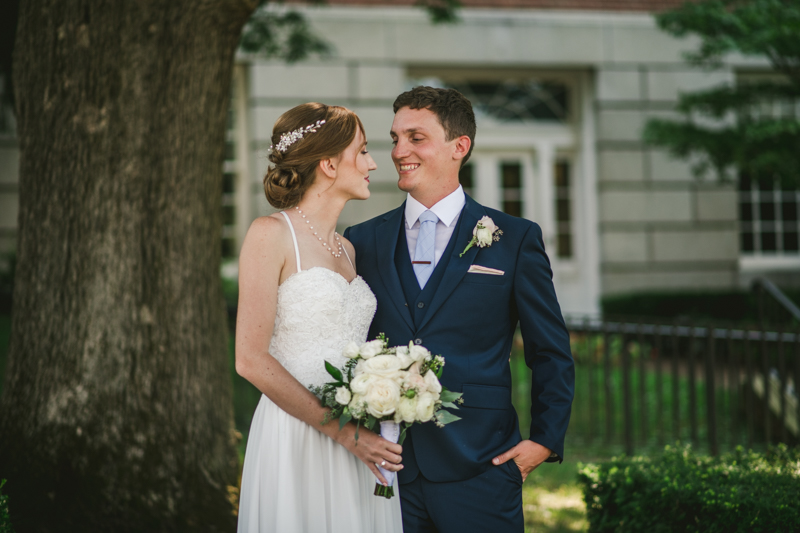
xmin=492 ymin=440 xmax=552 ymax=482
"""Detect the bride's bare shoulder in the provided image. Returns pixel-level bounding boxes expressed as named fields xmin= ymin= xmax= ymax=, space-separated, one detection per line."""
xmin=241 ymin=214 xmax=292 ymax=257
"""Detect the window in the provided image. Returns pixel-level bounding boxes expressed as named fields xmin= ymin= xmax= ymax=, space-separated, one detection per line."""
xmin=0 ymin=75 xmax=15 ymax=135
xmin=446 ymin=80 xmax=569 ymax=123
xmin=501 ymin=162 xmax=523 ymax=217
xmin=554 ymin=160 xmax=573 ymax=259
xmin=406 ymin=71 xmax=571 ymax=124
xmin=222 ymin=100 xmax=238 ymax=259
xmin=739 ymin=175 xmax=800 ymax=255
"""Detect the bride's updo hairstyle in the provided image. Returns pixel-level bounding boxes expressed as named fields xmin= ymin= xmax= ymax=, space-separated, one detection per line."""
xmin=264 ymin=103 xmax=365 ymax=209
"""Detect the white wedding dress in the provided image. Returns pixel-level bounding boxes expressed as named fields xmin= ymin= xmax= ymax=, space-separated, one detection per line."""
xmin=237 ymin=212 xmax=403 ymax=533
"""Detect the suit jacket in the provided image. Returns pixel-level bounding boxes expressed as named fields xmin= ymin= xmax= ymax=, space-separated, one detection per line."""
xmin=344 ymin=195 xmax=574 ymax=483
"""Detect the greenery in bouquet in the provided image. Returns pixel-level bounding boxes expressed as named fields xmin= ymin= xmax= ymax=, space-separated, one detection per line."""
xmin=310 ymin=333 xmax=463 ymax=444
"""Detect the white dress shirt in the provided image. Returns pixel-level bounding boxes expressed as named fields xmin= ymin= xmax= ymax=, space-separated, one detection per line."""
xmin=405 ymin=186 xmax=466 ymax=269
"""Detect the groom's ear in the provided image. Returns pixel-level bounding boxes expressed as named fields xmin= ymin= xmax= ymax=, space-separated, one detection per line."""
xmin=452 ymin=135 xmax=471 ymax=161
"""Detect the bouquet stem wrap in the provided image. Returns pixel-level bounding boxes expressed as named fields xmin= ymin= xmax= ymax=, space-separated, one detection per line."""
xmin=375 ymin=421 xmax=400 ymax=498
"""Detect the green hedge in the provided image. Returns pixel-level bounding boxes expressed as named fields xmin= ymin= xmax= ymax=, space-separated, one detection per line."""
xmin=578 ymin=444 xmax=800 ymax=533
xmin=601 ymin=291 xmax=755 ymax=322
xmin=0 ymin=480 xmax=13 ymax=533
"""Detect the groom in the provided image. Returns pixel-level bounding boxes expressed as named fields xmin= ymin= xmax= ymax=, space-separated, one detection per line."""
xmin=344 ymin=86 xmax=574 ymax=532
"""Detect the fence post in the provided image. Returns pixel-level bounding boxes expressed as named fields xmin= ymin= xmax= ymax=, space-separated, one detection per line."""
xmin=671 ymin=323 xmax=680 ymax=443
xmin=796 ymin=328 xmax=800 ymax=444
xmin=655 ymin=325 xmax=664 ymax=446
xmin=705 ymin=327 xmax=718 ymax=456
xmin=761 ymin=327 xmax=771 ymax=444
xmin=585 ymin=317 xmax=594 ymax=445
xmin=745 ymin=329 xmax=754 ymax=449
xmin=689 ymin=326 xmax=698 ymax=444
xmin=778 ymin=326 xmax=788 ymax=443
xmin=638 ymin=321 xmax=647 ymax=447
xmin=621 ymin=330 xmax=634 ymax=456
xmin=727 ymin=328 xmax=737 ymax=450
xmin=604 ymin=322 xmax=613 ymax=446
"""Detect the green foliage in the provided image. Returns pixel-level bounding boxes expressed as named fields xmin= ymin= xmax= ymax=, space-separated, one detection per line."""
xmin=240 ymin=7 xmax=332 ymax=63
xmin=578 ymin=444 xmax=800 ymax=533
xmin=644 ymin=0 xmax=800 ymax=186
xmin=240 ymin=1 xmax=461 ymax=62
xmin=0 ymin=479 xmax=14 ymax=533
xmin=415 ymin=0 xmax=461 ymax=24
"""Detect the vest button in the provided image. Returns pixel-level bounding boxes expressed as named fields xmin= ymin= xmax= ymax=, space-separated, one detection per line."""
xmin=414 ymin=338 xmax=422 ymax=345
xmin=417 ymin=302 xmax=424 ymax=308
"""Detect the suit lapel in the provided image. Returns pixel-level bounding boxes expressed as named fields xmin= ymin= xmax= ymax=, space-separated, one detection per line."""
xmin=417 ymin=196 xmax=485 ymax=332
xmin=375 ymin=204 xmax=414 ymax=330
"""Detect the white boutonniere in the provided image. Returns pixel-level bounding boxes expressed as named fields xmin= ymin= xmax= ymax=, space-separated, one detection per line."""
xmin=459 ymin=216 xmax=503 ymax=257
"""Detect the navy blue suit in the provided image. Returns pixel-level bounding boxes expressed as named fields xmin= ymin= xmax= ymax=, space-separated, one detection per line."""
xmin=344 ymin=196 xmax=574 ymax=532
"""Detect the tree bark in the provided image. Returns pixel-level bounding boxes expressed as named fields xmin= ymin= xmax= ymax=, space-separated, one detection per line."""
xmin=0 ymin=1 xmax=255 ymax=531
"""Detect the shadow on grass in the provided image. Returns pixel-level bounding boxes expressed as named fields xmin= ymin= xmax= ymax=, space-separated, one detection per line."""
xmin=522 ymin=459 xmax=588 ymax=533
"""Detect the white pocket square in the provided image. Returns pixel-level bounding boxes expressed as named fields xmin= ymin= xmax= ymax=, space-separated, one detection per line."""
xmin=467 ymin=265 xmax=504 ymax=276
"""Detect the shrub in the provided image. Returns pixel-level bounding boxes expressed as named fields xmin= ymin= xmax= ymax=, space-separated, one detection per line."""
xmin=0 ymin=479 xmax=14 ymax=533
xmin=578 ymin=444 xmax=800 ymax=533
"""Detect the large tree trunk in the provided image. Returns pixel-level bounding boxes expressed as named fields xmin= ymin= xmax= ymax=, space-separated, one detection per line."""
xmin=0 ymin=1 xmax=255 ymax=531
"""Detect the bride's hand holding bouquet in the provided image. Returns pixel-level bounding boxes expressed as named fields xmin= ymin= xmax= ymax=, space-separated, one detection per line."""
xmin=311 ymin=334 xmax=463 ymax=498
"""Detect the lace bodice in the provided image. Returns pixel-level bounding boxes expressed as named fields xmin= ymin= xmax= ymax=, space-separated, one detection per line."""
xmin=269 ymin=213 xmax=377 ymax=387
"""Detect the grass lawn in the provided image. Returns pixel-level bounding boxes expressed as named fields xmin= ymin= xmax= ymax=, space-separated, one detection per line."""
xmin=523 ymin=459 xmax=587 ymax=533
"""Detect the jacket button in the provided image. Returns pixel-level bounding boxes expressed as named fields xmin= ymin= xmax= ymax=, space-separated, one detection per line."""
xmin=417 ymin=302 xmax=424 ymax=308
xmin=414 ymin=338 xmax=422 ymax=345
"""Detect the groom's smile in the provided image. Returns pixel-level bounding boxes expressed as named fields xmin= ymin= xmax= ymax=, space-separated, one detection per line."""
xmin=390 ymin=107 xmax=464 ymax=205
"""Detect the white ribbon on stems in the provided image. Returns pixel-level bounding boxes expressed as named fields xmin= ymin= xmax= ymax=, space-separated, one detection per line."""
xmin=375 ymin=420 xmax=400 ymax=498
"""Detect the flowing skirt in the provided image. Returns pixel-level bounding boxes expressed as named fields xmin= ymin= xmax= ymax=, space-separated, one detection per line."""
xmin=237 ymin=395 xmax=404 ymax=533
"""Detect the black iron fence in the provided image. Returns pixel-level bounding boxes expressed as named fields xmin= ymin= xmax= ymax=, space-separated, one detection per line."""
xmin=510 ymin=317 xmax=800 ymax=457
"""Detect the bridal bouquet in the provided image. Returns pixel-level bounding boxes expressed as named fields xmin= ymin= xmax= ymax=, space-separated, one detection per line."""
xmin=310 ymin=334 xmax=463 ymax=498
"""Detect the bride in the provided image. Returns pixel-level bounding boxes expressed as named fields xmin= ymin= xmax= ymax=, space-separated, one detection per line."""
xmin=235 ymin=103 xmax=404 ymax=532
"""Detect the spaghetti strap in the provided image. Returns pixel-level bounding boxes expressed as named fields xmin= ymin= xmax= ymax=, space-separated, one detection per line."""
xmin=341 ymin=240 xmax=355 ymax=271
xmin=280 ymin=211 xmax=302 ymax=272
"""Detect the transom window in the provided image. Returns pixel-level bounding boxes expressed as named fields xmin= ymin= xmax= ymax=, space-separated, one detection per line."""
xmin=446 ymin=80 xmax=569 ymax=123
xmin=406 ymin=70 xmax=571 ymax=124
xmin=739 ymin=175 xmax=800 ymax=254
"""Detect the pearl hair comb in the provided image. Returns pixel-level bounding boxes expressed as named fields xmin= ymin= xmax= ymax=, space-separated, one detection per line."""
xmin=270 ymin=119 xmax=327 ymax=153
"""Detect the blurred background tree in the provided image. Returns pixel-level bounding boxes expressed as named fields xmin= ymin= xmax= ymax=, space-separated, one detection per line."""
xmin=643 ymin=0 xmax=800 ymax=187
xmin=0 ymin=1 xmax=457 ymax=532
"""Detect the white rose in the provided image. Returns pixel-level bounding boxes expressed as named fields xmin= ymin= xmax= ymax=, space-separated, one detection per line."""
xmin=364 ymin=378 xmax=401 ymax=418
xmin=350 ymin=373 xmax=374 ymax=395
xmin=415 ymin=392 xmax=437 ymax=422
xmin=423 ymin=370 xmax=442 ymax=395
xmin=396 ymin=396 xmax=418 ymax=424
xmin=394 ymin=345 xmax=414 ymax=369
xmin=360 ymin=354 xmax=403 ymax=376
xmin=348 ymin=393 xmax=365 ymax=417
xmin=342 ymin=341 xmax=361 ymax=359
xmin=478 ymin=216 xmax=497 ymax=234
xmin=359 ymin=339 xmax=385 ymax=359
xmin=475 ymin=227 xmax=493 ymax=247
xmin=408 ymin=343 xmax=431 ymax=363
xmin=474 ymin=216 xmax=497 ymax=247
xmin=403 ymin=371 xmax=427 ymax=392
xmin=335 ymin=386 xmax=352 ymax=405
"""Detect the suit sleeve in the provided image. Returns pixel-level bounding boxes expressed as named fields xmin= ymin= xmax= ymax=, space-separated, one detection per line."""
xmin=513 ymin=222 xmax=575 ymax=463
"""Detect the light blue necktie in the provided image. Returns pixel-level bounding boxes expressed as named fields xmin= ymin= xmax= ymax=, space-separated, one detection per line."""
xmin=413 ymin=210 xmax=439 ymax=289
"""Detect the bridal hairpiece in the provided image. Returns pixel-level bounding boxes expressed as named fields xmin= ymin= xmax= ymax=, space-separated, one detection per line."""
xmin=271 ymin=119 xmax=326 ymax=153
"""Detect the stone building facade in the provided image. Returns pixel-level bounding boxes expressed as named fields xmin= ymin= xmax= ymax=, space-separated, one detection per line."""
xmin=2 ymin=0 xmax=796 ymax=314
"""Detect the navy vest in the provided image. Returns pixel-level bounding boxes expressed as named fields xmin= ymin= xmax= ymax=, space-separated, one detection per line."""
xmin=394 ymin=212 xmax=464 ymax=329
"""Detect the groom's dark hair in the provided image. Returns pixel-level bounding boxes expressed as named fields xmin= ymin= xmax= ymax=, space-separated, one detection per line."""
xmin=393 ymin=86 xmax=476 ymax=167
